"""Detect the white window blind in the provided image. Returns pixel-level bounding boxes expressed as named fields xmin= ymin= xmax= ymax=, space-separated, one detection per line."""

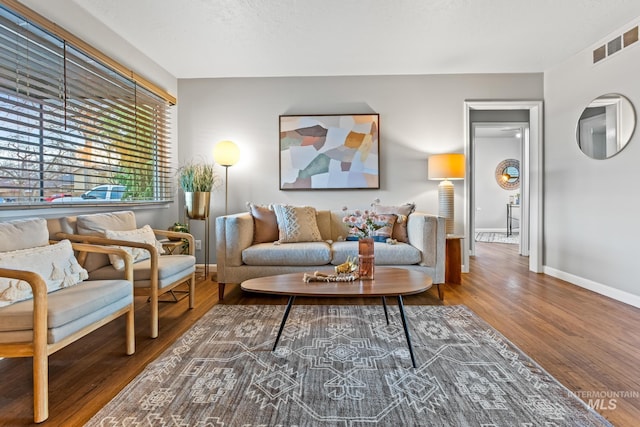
xmin=0 ymin=5 xmax=172 ymax=206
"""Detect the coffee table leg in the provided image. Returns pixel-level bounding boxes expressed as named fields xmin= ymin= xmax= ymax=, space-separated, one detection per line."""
xmin=381 ymin=296 xmax=390 ymax=325
xmin=397 ymin=295 xmax=417 ymax=368
xmin=273 ymin=296 xmax=295 ymax=351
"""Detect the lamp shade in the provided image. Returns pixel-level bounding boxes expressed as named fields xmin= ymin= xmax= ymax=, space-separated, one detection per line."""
xmin=428 ymin=153 xmax=465 ymax=180
xmin=213 ymin=140 xmax=240 ymax=167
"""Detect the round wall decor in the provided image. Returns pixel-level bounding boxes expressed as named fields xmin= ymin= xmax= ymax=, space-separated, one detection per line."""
xmin=495 ymin=159 xmax=520 ymax=190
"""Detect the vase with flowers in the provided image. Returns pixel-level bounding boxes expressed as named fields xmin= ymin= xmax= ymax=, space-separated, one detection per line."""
xmin=342 ymin=208 xmax=389 ymax=279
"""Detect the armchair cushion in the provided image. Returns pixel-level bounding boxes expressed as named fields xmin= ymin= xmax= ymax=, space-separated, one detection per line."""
xmin=76 ymin=211 xmax=137 ymax=272
xmin=0 ymin=240 xmax=88 ymax=307
xmin=88 ymin=254 xmax=196 ymax=290
xmin=104 ymin=225 xmax=166 ymax=270
xmin=0 ymin=218 xmax=49 ymax=252
xmin=0 ymin=278 xmax=132 ymax=344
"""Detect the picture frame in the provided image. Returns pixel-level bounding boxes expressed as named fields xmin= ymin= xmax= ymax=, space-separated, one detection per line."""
xmin=279 ymin=114 xmax=380 ymax=190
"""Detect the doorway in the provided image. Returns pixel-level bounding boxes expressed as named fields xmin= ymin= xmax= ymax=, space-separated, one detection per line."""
xmin=471 ymin=122 xmax=528 ymax=256
xmin=463 ymin=101 xmax=543 ymax=274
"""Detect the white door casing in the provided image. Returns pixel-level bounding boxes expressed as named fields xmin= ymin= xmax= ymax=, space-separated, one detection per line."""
xmin=463 ymin=100 xmax=543 ymax=273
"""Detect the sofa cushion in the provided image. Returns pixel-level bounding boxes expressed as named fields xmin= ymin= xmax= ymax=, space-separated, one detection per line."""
xmin=272 ymin=204 xmax=323 ymax=243
xmin=0 ymin=218 xmax=49 ymax=252
xmin=0 ymin=240 xmax=88 ymax=307
xmin=331 ymin=241 xmax=421 ymax=265
xmin=0 ymin=278 xmax=131 ymax=344
xmin=243 ymin=242 xmax=331 ymax=266
xmin=104 ymin=225 xmax=166 ymax=270
xmin=248 ymin=203 xmax=279 ymax=243
xmin=371 ymin=202 xmax=416 ymax=243
xmin=76 ymin=211 xmax=138 ymax=272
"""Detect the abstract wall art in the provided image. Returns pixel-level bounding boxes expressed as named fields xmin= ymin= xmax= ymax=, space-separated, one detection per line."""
xmin=279 ymin=114 xmax=380 ymax=190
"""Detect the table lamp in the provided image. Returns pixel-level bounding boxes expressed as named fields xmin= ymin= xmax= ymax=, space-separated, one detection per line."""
xmin=428 ymin=153 xmax=465 ymax=234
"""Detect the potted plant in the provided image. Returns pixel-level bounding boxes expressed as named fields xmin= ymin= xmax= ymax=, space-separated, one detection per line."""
xmin=177 ymin=161 xmax=222 ymax=219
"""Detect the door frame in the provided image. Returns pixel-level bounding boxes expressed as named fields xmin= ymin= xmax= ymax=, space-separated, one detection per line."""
xmin=463 ymin=100 xmax=543 ymax=273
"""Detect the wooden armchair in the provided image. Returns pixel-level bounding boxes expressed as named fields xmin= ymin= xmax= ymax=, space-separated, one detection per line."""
xmin=0 ymin=218 xmax=135 ymax=423
xmin=49 ymin=211 xmax=196 ymax=339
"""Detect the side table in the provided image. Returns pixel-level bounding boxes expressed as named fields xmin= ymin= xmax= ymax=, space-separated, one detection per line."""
xmin=156 ymin=239 xmax=189 ymax=302
xmin=445 ymin=235 xmax=463 ymax=285
xmin=160 ymin=239 xmax=186 ymax=255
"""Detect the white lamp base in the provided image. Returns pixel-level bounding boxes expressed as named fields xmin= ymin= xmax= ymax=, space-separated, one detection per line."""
xmin=438 ymin=179 xmax=455 ymax=234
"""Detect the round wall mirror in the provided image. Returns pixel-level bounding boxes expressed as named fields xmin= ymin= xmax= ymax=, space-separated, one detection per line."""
xmin=495 ymin=159 xmax=520 ymax=190
xmin=576 ymin=93 xmax=636 ymax=159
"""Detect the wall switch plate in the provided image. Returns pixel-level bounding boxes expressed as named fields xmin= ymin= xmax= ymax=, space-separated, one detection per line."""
xmin=195 ymin=240 xmax=202 ymax=250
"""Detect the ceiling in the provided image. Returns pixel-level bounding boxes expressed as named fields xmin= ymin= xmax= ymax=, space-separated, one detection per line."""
xmin=70 ymin=0 xmax=640 ymax=79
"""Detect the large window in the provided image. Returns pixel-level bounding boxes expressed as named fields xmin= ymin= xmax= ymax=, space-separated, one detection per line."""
xmin=0 ymin=4 xmax=173 ymax=206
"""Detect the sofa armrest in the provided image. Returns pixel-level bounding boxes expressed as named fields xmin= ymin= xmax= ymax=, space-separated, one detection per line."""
xmin=215 ymin=212 xmax=255 ymax=281
xmin=406 ymin=212 xmax=446 ymax=284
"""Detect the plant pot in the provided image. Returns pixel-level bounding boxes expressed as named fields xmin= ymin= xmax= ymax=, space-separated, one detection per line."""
xmin=358 ymin=237 xmax=375 ymax=280
xmin=185 ymin=192 xmax=211 ymax=219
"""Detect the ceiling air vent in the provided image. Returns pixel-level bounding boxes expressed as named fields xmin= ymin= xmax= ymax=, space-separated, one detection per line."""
xmin=593 ymin=25 xmax=638 ymax=64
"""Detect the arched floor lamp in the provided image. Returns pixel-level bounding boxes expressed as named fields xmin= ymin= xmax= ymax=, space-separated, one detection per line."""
xmin=213 ymin=140 xmax=240 ymax=215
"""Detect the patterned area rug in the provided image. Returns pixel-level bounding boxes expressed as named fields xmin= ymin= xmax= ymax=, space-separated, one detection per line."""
xmin=86 ymin=305 xmax=610 ymax=426
xmin=476 ymin=231 xmax=519 ymax=245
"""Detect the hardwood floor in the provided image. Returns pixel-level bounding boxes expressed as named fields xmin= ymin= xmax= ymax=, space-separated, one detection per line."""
xmin=1 ymin=244 xmax=639 ymax=426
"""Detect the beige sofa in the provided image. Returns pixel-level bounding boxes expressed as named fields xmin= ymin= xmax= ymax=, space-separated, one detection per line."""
xmin=215 ymin=209 xmax=445 ymax=299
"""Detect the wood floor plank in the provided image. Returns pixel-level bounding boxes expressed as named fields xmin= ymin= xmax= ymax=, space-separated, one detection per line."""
xmin=0 ymin=245 xmax=638 ymax=426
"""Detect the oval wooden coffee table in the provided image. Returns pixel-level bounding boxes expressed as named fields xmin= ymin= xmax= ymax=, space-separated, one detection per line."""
xmin=241 ymin=267 xmax=432 ymax=368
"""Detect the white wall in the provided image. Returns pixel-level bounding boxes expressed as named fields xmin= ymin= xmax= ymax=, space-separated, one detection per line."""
xmin=1 ymin=1 xmax=181 ymax=234
xmin=474 ymin=137 xmax=521 ymax=230
xmin=178 ymin=74 xmax=543 ymax=262
xmin=544 ymin=18 xmax=640 ymax=305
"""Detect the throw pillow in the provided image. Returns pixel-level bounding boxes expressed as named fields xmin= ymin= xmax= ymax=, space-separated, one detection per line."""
xmin=371 ymin=202 xmax=416 ymax=243
xmin=272 ymin=204 xmax=323 ymax=243
xmin=344 ymin=212 xmax=397 ymax=242
xmin=373 ymin=213 xmax=398 ymax=239
xmin=104 ymin=225 xmax=166 ymax=270
xmin=247 ymin=202 xmax=279 ymax=243
xmin=0 ymin=240 xmax=89 ymax=307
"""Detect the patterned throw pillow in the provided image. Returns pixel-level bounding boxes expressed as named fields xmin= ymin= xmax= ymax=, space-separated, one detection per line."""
xmin=247 ymin=202 xmax=279 ymax=244
xmin=371 ymin=202 xmax=416 ymax=243
xmin=0 ymin=240 xmax=89 ymax=307
xmin=104 ymin=225 xmax=166 ymax=270
xmin=272 ymin=204 xmax=323 ymax=243
xmin=373 ymin=214 xmax=398 ymax=239
xmin=345 ymin=213 xmax=397 ymax=242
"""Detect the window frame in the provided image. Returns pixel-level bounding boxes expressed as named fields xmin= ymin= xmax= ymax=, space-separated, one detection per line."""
xmin=0 ymin=1 xmax=175 ymax=209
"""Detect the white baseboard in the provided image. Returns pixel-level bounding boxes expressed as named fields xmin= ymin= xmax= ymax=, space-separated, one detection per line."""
xmin=543 ymin=266 xmax=640 ymax=309
xmin=195 ymin=263 xmax=217 ymax=273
